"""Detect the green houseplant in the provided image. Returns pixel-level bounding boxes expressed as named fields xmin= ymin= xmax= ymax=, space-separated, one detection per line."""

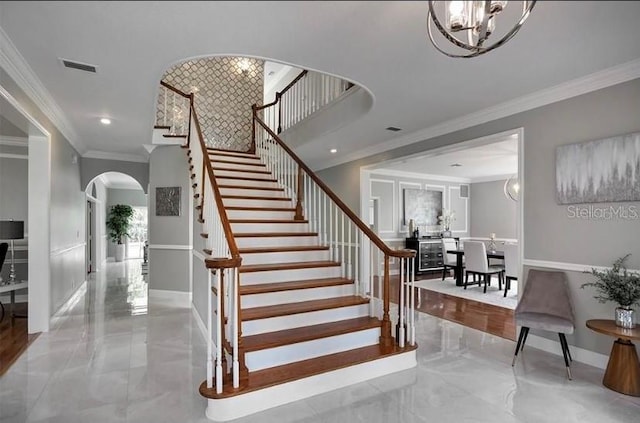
xmin=581 ymin=254 xmax=640 ymax=328
xmin=106 ymin=204 xmax=134 ymax=262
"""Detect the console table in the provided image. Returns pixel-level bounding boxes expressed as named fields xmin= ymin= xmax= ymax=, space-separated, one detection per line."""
xmin=0 ymin=281 xmax=28 ymax=324
xmin=586 ymin=319 xmax=640 ymax=396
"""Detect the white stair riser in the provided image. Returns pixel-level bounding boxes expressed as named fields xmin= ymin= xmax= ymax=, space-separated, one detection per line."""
xmin=214 ymin=178 xmax=278 ymax=188
xmin=241 ymin=266 xmax=341 ymax=285
xmin=242 ymin=304 xmax=369 ymax=336
xmin=208 ymin=151 xmax=258 ymax=159
xmin=231 ymin=222 xmax=309 ymax=234
xmin=212 ymin=162 xmax=268 ymax=172
xmin=241 ymin=249 xmax=330 ymax=266
xmin=210 ymin=156 xmax=263 ymax=165
xmin=214 ymin=169 xmax=274 ymax=180
xmin=219 ymin=187 xmax=285 ymax=198
xmin=246 ymin=328 xmax=380 ymax=371
xmin=236 ymin=236 xmax=319 ymax=248
xmin=227 ymin=209 xmax=295 ymax=220
xmin=241 ymin=284 xmax=354 ymax=308
xmin=223 ymin=198 xmax=294 ymax=208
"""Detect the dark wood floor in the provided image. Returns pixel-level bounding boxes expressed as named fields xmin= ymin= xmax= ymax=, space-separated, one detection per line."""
xmin=391 ymin=273 xmax=516 ymax=341
xmin=0 ymin=303 xmax=38 ymax=376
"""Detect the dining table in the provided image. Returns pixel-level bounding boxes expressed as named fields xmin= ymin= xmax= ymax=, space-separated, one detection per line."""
xmin=446 ymin=249 xmax=505 ymax=286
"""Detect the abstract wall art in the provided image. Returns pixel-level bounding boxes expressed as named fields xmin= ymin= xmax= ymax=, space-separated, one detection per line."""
xmin=155 ymin=186 xmax=181 ymax=216
xmin=402 ymin=188 xmax=443 ymax=226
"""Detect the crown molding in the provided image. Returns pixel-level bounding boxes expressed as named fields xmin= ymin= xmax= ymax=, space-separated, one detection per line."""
xmin=316 ymin=58 xmax=640 ymax=171
xmin=83 ymin=150 xmax=149 ymax=163
xmin=470 ymin=173 xmax=514 ymax=184
xmin=0 ymin=25 xmax=82 ymax=153
xmin=0 ymin=135 xmax=27 ymax=147
xmin=368 ymin=168 xmax=471 ymax=184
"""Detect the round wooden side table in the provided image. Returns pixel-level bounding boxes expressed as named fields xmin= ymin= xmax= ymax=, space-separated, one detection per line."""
xmin=586 ymin=319 xmax=640 ymax=396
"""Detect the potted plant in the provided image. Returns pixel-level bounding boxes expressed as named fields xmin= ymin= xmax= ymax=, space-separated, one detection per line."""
xmin=106 ymin=204 xmax=134 ymax=262
xmin=438 ymin=209 xmax=455 ymax=237
xmin=581 ymin=254 xmax=640 ymax=328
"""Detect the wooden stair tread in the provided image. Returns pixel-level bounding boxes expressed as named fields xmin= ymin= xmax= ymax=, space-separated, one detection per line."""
xmin=222 ymin=195 xmax=290 ymax=201
xmin=215 ymin=167 xmax=271 ymax=175
xmin=239 ymin=245 xmax=329 ymax=254
xmin=240 ymin=261 xmax=340 ymax=273
xmin=199 ymin=343 xmax=416 ymax=399
xmin=226 ymin=206 xmax=295 ymax=212
xmin=234 ymin=232 xmax=317 ymax=238
xmin=218 ymin=185 xmax=283 ymax=192
xmin=216 ymin=176 xmax=278 ymax=183
xmin=163 ymin=134 xmax=187 ymax=138
xmin=230 ymin=219 xmax=308 ymax=224
xmin=242 ymin=296 xmax=369 ymax=321
xmin=242 ymin=317 xmax=381 ymax=352
xmin=154 ymin=125 xmax=171 ymax=130
xmin=240 ymin=277 xmax=353 ymax=295
xmin=212 ymin=159 xmax=265 ymax=167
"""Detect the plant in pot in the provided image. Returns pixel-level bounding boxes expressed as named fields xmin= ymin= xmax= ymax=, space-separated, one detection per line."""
xmin=438 ymin=209 xmax=455 ymax=237
xmin=581 ymin=254 xmax=640 ymax=328
xmin=106 ymin=204 xmax=134 ymax=262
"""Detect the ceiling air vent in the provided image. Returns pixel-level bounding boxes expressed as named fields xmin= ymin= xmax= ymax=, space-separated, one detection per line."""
xmin=386 ymin=126 xmax=402 ymax=132
xmin=60 ymin=58 xmax=97 ymax=73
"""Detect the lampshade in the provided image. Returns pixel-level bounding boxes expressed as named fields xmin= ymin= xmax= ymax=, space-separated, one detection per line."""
xmin=0 ymin=220 xmax=25 ymax=240
xmin=427 ymin=1 xmax=537 ymax=58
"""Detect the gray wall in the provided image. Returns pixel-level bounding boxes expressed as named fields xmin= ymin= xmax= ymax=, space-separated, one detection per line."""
xmin=0 ymin=151 xmax=28 ymax=281
xmin=80 ymin=157 xmax=149 ymax=194
xmin=317 ymin=78 xmax=640 ymax=357
xmin=1 ymin=68 xmax=86 ymax=315
xmin=148 ymin=145 xmax=191 ymax=292
xmin=106 ymin=188 xmax=147 ymax=258
xmin=470 ymin=179 xmax=517 ymax=240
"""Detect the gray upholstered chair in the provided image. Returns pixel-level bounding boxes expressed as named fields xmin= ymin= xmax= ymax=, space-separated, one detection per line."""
xmin=512 ymin=269 xmax=575 ymax=379
xmin=441 ymin=238 xmax=459 ymax=280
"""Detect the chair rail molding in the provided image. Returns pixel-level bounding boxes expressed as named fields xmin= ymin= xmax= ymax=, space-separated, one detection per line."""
xmin=148 ymin=244 xmax=193 ymax=250
xmin=522 ymin=259 xmax=640 ymax=275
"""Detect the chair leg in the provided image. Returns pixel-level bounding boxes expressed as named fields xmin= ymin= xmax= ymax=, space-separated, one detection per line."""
xmin=442 ymin=267 xmax=446 ymax=281
xmin=512 ymin=326 xmax=528 ymax=366
xmin=558 ymin=333 xmax=572 ymax=380
xmin=498 ymin=273 xmax=502 ymax=291
xmin=483 ymin=274 xmax=488 ymax=293
xmin=504 ymin=277 xmax=510 ymax=297
xmin=464 ymin=272 xmax=469 ymax=289
xmin=520 ymin=326 xmax=529 ymax=352
xmin=559 ymin=333 xmax=573 ymax=362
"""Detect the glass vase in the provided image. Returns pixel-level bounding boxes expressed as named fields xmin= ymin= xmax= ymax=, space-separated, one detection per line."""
xmin=615 ymin=307 xmax=635 ymax=329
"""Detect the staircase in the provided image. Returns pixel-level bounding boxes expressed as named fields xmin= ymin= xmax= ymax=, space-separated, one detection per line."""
xmin=157 ymin=80 xmax=417 ymax=422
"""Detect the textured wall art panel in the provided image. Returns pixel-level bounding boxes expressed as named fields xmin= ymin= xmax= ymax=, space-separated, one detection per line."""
xmin=158 ymin=57 xmax=264 ymax=152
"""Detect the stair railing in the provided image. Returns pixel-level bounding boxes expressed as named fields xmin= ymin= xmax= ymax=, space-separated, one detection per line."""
xmin=159 ymin=81 xmax=245 ymax=394
xmin=252 ymin=109 xmax=417 ymax=350
xmin=157 ymin=81 xmax=191 ymax=136
xmin=253 ymin=70 xmax=353 ymax=144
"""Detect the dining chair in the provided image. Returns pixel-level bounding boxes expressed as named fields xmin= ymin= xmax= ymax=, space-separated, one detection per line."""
xmin=463 ymin=241 xmax=503 ymax=293
xmin=503 ymin=243 xmax=519 ymax=297
xmin=512 ymin=269 xmax=575 ymax=379
xmin=441 ymin=238 xmax=459 ymax=280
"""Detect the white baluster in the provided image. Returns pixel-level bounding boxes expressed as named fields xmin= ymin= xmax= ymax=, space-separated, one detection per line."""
xmin=341 ymin=212 xmax=345 ymax=277
xmin=207 ymin=269 xmax=213 ymax=389
xmin=410 ymin=257 xmax=416 ymax=346
xmin=347 ymin=219 xmax=352 ymax=279
xmin=232 ymin=268 xmax=239 ymax=388
xmin=215 ymin=270 xmax=223 ymax=394
xmin=163 ymin=87 xmax=167 ymax=127
xmin=399 ymin=257 xmax=405 ymax=348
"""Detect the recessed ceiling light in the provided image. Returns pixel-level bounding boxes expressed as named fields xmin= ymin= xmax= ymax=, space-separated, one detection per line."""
xmin=450 ymin=163 xmax=462 ymax=167
xmin=330 ymin=148 xmax=337 ymax=154
xmin=386 ymin=126 xmax=402 ymax=132
xmin=100 ymin=118 xmax=111 ymax=125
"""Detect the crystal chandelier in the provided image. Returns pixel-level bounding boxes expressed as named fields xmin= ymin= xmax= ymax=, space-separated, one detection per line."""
xmin=427 ymin=1 xmax=537 ymax=58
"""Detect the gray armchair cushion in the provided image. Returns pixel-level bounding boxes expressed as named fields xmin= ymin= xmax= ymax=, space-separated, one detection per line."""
xmin=515 ymin=269 xmax=575 ymax=333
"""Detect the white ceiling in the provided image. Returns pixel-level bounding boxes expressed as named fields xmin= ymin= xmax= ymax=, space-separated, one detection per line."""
xmin=1 ymin=2 xmax=640 ymax=168
xmin=373 ymin=136 xmax=518 ymax=182
xmin=99 ymin=172 xmax=143 ymax=191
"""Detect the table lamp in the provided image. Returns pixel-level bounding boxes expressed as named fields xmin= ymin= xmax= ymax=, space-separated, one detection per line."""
xmin=0 ymin=220 xmax=24 ymax=284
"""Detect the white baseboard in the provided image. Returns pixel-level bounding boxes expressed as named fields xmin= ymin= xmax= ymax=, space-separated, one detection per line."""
xmin=148 ymin=289 xmax=190 ymax=308
xmin=191 ymin=305 xmax=208 ymax=342
xmin=49 ymin=280 xmax=87 ymax=331
xmin=527 ymin=334 xmax=608 ymax=370
xmin=205 ymin=350 xmax=417 ymax=421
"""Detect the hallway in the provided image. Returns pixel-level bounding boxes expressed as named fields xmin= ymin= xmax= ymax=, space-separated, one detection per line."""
xmin=1 ymin=261 xmax=639 ymax=422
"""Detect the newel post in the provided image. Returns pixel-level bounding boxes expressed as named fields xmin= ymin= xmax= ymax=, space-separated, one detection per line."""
xmin=249 ymin=104 xmax=257 ymax=154
xmin=379 ymin=255 xmax=394 ymax=348
xmin=294 ymin=167 xmax=304 ymax=221
xmin=276 ymin=92 xmax=282 ymax=134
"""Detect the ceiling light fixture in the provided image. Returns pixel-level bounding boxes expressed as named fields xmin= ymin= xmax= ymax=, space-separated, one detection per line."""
xmin=427 ymin=1 xmax=537 ymax=58
xmin=450 ymin=163 xmax=462 ymax=167
xmin=330 ymin=148 xmax=337 ymax=154
xmin=504 ymin=174 xmax=520 ymax=202
xmin=100 ymin=118 xmax=111 ymax=125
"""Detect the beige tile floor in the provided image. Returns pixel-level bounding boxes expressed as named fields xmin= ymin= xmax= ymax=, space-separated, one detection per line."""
xmin=1 ymin=260 xmax=638 ymax=423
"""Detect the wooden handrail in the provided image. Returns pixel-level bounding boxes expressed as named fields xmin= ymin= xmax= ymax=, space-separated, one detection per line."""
xmin=253 ymin=114 xmax=415 ymax=260
xmin=253 ymin=69 xmax=308 ymax=113
xmin=190 ymin=103 xmax=242 ymax=268
xmin=160 ymin=80 xmax=191 ymax=99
